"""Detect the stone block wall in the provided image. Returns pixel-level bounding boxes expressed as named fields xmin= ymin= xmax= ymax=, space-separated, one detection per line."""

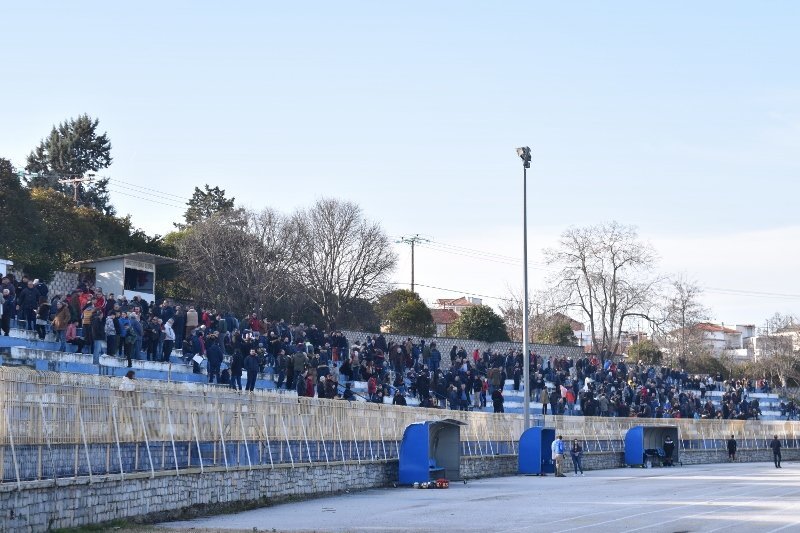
xmin=0 ymin=460 xmax=398 ymax=533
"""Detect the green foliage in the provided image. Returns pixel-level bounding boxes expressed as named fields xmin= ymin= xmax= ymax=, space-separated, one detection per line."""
xmin=178 ymin=184 xmax=235 ymax=228
xmin=535 ymin=321 xmax=578 ymax=346
xmin=627 ymin=339 xmax=663 ymax=364
xmin=385 ymin=294 xmax=435 ymax=336
xmin=25 ymin=114 xmax=114 ymax=214
xmin=338 ymin=298 xmax=381 ymax=332
xmin=375 ymin=289 xmax=418 ymax=319
xmin=0 ymin=156 xmax=171 ymax=282
xmin=450 ymin=305 xmax=510 ymax=342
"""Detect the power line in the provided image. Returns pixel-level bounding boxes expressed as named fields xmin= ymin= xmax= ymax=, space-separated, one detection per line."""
xmin=389 ymin=281 xmax=512 ymax=302
xmin=107 ymin=187 xmax=186 ymax=209
xmin=106 ymin=177 xmax=193 ymax=203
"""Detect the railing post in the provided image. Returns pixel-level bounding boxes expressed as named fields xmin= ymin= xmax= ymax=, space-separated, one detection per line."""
xmin=78 ymin=408 xmax=93 ymax=483
xmin=166 ymin=406 xmax=180 ymax=476
xmin=334 ymin=416 xmax=346 ymax=462
xmin=217 ymin=411 xmax=229 ymax=471
xmin=350 ymin=420 xmax=361 ymax=465
xmin=262 ymin=414 xmax=274 ymax=468
xmin=4 ymin=407 xmax=21 ymax=490
xmin=318 ymin=420 xmax=330 ymax=464
xmin=139 ymin=406 xmax=155 ymax=478
xmin=111 ymin=405 xmax=125 ymax=480
xmin=38 ymin=399 xmax=58 ymax=481
xmin=239 ymin=410 xmax=252 ymax=470
xmin=281 ymin=416 xmax=294 ymax=467
xmin=299 ymin=415 xmax=313 ymax=463
xmin=192 ymin=413 xmax=204 ymax=474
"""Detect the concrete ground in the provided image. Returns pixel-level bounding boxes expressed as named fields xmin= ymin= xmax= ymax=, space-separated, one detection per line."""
xmin=158 ymin=462 xmax=800 ymax=533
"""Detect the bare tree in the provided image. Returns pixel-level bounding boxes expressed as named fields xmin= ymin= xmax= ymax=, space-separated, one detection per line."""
xmin=290 ymin=198 xmax=396 ymax=328
xmin=653 ymin=277 xmax=711 ymax=365
xmin=500 ymin=285 xmax=572 ymax=342
xmin=176 ymin=208 xmax=298 ymax=315
xmin=752 ymin=313 xmax=800 ymax=391
xmin=544 ymin=222 xmax=661 ymax=357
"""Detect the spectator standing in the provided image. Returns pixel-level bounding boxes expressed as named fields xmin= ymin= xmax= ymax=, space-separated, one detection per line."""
xmin=52 ymin=301 xmax=70 ymax=351
xmin=35 ymin=299 xmax=50 ymax=340
xmin=727 ymin=435 xmax=737 ymax=462
xmin=0 ymin=288 xmax=13 ymax=336
xmin=17 ymin=281 xmax=39 ymax=331
xmin=206 ymin=334 xmax=223 ymax=383
xmin=162 ymin=318 xmax=176 ymax=361
xmin=244 ymin=349 xmax=259 ymax=391
xmin=105 ymin=310 xmax=118 ymax=359
xmin=770 ymin=435 xmax=782 ymax=468
xmin=492 ymin=388 xmax=504 ymax=413
xmin=540 ymin=388 xmax=550 ymax=415
xmin=185 ymin=306 xmax=198 ymax=339
xmin=90 ymin=309 xmax=106 ymax=363
xmin=230 ymin=349 xmax=244 ymax=390
xmin=551 ymin=435 xmax=566 ymax=477
xmin=570 ymin=440 xmax=584 ymax=476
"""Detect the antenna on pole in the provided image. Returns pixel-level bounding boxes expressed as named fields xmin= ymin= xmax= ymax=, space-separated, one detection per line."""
xmin=396 ymin=234 xmax=429 ymax=293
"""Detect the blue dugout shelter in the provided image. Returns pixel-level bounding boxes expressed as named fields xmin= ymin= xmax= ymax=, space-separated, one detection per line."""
xmin=624 ymin=425 xmax=679 ymax=467
xmin=518 ymin=427 xmax=555 ymax=475
xmin=399 ymin=419 xmax=465 ymax=484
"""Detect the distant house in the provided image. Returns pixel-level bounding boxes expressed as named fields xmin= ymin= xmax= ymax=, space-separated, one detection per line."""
xmin=432 ymin=296 xmax=482 ymax=337
xmin=436 ymin=296 xmax=482 ymax=314
xmin=431 ymin=308 xmax=459 ymax=337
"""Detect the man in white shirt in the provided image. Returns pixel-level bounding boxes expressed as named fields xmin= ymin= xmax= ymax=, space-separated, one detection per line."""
xmin=162 ymin=318 xmax=176 ymax=362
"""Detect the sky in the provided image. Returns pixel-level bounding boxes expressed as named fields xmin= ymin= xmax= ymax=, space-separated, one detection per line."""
xmin=1 ymin=1 xmax=799 ymax=326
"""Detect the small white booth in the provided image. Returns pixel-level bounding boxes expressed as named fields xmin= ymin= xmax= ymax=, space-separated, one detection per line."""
xmin=72 ymin=253 xmax=177 ymax=301
xmin=0 ymin=259 xmax=12 ymax=278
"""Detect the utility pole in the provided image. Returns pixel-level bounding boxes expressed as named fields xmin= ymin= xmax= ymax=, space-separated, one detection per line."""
xmin=58 ymin=175 xmax=95 ymax=206
xmin=396 ymin=234 xmax=429 ymax=293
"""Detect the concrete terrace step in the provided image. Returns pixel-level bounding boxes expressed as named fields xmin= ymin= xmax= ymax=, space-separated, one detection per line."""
xmin=2 ymin=346 xmax=280 ymax=390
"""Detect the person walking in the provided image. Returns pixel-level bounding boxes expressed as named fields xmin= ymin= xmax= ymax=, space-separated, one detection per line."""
xmin=770 ymin=435 xmax=782 ymax=468
xmin=551 ymin=435 xmax=566 ymax=477
xmin=570 ymin=439 xmax=585 ymax=476
xmin=727 ymin=435 xmax=737 ymax=462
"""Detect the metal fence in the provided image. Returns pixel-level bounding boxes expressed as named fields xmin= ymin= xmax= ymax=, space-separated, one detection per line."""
xmin=1 ymin=367 xmax=799 ymax=487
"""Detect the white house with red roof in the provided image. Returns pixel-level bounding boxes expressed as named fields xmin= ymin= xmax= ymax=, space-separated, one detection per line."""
xmin=432 ymin=296 xmax=482 ymax=336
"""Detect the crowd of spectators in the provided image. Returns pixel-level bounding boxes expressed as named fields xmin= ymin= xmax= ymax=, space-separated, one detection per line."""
xmin=0 ymin=273 xmax=784 ymax=420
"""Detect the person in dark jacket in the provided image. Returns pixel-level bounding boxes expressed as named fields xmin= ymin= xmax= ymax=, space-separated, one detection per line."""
xmin=17 ymin=281 xmax=39 ymax=331
xmin=492 ymin=389 xmax=505 ymax=413
xmin=206 ymin=334 xmax=223 ymax=383
xmin=35 ymin=300 xmax=50 ymax=340
xmin=770 ymin=435 xmax=782 ymax=468
xmin=570 ymin=440 xmax=585 ymax=476
xmin=90 ymin=309 xmax=106 ymax=363
xmin=392 ymin=390 xmax=407 ymax=406
xmin=727 ymin=435 xmax=737 ymax=462
xmin=243 ymin=349 xmax=260 ymax=391
xmin=230 ymin=350 xmax=244 ymax=390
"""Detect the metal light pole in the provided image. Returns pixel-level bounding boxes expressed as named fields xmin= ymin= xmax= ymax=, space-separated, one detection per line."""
xmin=516 ymin=146 xmax=532 ymax=430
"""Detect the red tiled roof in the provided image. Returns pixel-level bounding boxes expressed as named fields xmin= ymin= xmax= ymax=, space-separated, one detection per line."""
xmin=436 ymin=297 xmax=476 ymax=307
xmin=696 ymin=323 xmax=740 ymax=335
xmin=431 ymin=309 xmax=459 ymax=325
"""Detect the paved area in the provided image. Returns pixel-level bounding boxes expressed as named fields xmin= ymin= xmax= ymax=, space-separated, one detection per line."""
xmin=159 ymin=462 xmax=800 ymax=532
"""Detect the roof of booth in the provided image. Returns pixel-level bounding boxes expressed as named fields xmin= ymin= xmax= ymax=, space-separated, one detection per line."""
xmin=72 ymin=252 xmax=178 ymax=267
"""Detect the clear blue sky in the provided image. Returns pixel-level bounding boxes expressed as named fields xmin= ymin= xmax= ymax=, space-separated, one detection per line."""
xmin=2 ymin=1 xmax=799 ymax=324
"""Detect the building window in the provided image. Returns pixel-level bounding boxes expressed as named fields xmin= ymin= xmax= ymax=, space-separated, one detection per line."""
xmin=124 ymin=267 xmax=154 ymax=294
